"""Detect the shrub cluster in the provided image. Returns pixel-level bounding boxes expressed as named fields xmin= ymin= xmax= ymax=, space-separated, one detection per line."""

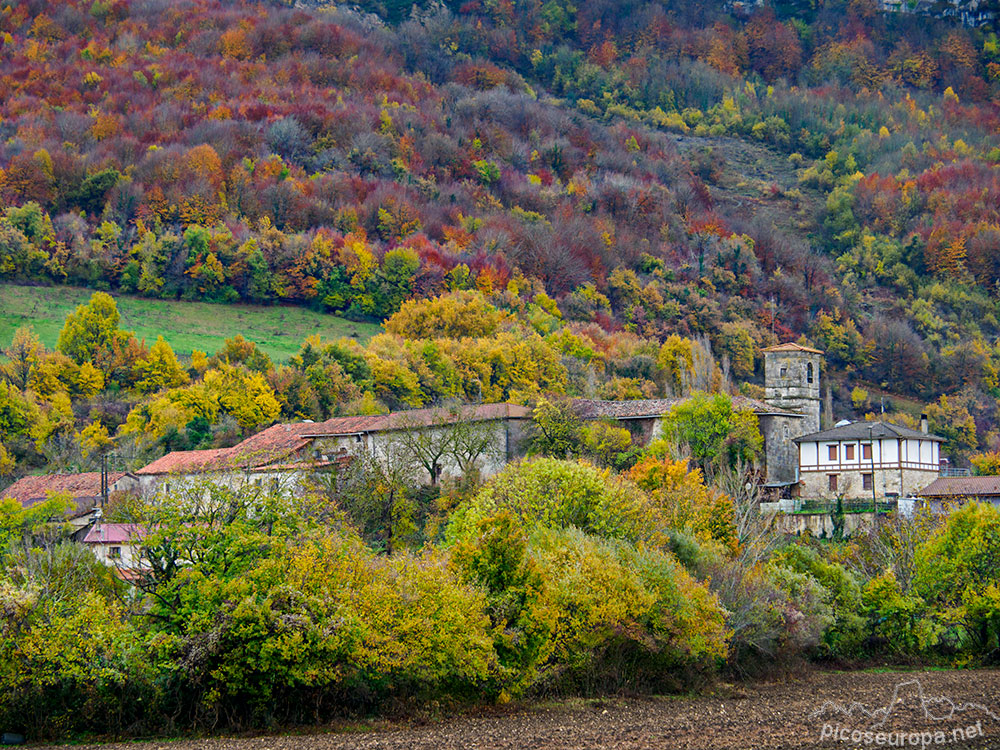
xmin=4 ymin=461 xmax=1000 ymax=741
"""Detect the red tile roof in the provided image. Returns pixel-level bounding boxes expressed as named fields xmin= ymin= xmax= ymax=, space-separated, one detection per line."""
xmin=136 ymin=422 xmax=318 ymax=475
xmin=304 ymin=402 xmax=531 ymax=437
xmin=919 ymin=475 xmax=1000 ymax=498
xmin=2 ymin=472 xmax=128 ymax=516
xmin=135 ymin=448 xmax=231 ymax=475
xmin=83 ymin=523 xmax=146 ymax=544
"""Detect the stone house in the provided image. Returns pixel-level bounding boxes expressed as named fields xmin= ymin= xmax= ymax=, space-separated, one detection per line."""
xmin=134 ymin=402 xmax=532 ymax=493
xmin=794 ymin=419 xmax=943 ymax=500
xmin=134 ymin=420 xmax=328 ymax=497
xmin=303 ymin=402 xmax=532 ymax=484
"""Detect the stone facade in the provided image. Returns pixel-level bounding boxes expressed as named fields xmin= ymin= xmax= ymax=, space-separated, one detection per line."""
xmin=311 ymin=416 xmax=527 ymax=484
xmin=798 ymin=466 xmax=940 ymax=501
xmin=763 ymin=343 xmax=822 ymax=434
xmin=758 ymin=412 xmax=806 ymax=484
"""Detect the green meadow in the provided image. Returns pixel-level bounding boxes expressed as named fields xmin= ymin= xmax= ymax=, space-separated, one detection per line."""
xmin=0 ymin=283 xmax=381 ymax=362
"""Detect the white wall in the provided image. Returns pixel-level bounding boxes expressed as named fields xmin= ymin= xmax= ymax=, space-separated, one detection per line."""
xmin=137 ymin=469 xmax=310 ymax=501
xmin=87 ymin=540 xmax=144 ymax=569
xmin=799 ymin=437 xmax=939 ymax=471
xmin=314 ymin=419 xmax=512 ymax=484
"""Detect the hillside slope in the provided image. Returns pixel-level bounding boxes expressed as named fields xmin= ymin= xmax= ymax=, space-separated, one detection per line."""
xmin=0 ymin=0 xmax=999 ymax=453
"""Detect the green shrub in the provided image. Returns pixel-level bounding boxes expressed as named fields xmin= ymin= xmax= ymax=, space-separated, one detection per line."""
xmin=446 ymin=457 xmax=665 ymax=546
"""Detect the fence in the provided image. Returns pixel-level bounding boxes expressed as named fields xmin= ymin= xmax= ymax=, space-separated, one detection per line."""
xmin=792 ymin=498 xmax=898 ymax=515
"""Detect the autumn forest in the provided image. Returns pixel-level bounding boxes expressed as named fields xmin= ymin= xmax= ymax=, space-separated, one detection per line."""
xmin=4 ymin=0 xmax=1000 ymax=741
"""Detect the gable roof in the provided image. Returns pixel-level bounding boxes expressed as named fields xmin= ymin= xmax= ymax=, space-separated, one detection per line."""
xmin=573 ymin=398 xmax=678 ymax=420
xmin=304 ymin=402 xmax=531 ymax=437
xmin=2 ymin=471 xmax=129 ymax=516
xmin=762 ymin=342 xmax=824 ymax=355
xmin=137 ymin=422 xmax=317 ymax=476
xmin=136 ymin=403 xmax=531 ymax=476
xmin=572 ymin=396 xmax=801 ymax=420
xmin=793 ymin=421 xmax=944 ymax=444
xmin=919 ymin=475 xmax=1000 ymax=498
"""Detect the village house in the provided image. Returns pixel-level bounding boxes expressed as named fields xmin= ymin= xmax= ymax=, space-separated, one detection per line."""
xmin=1 ymin=471 xmax=138 ymax=531
xmin=303 ymin=402 xmax=531 ymax=484
xmin=7 ymin=340 xmax=959 ymax=551
xmin=794 ymin=418 xmax=944 ymax=500
xmin=134 ymin=420 xmax=330 ymax=496
xmin=134 ymin=402 xmax=532 ymax=493
xmin=82 ymin=520 xmax=147 ymax=569
xmin=571 ymin=394 xmax=806 ymax=486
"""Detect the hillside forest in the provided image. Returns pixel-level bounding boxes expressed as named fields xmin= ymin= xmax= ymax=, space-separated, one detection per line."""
xmin=4 ymin=0 xmax=1000 ymax=741
xmin=1 ymin=0 xmax=1000 ymax=467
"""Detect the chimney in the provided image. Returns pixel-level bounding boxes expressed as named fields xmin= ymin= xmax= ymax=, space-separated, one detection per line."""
xmin=920 ymin=413 xmax=929 ymax=435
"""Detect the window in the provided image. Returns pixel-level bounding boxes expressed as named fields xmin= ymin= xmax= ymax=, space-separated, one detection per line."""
xmin=807 ymin=362 xmax=814 ymax=384
xmin=828 ymin=474 xmax=838 ymax=492
xmin=845 ymin=444 xmax=855 ymax=461
xmin=828 ymin=445 xmax=838 ymax=461
xmin=780 ymin=366 xmax=788 ymax=378
xmin=862 ymin=443 xmax=872 ymax=460
xmin=862 ymin=473 xmax=873 ymax=491
xmin=108 ymin=546 xmax=121 ymax=559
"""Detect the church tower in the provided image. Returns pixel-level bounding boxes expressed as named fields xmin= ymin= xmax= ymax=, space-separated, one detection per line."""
xmin=759 ymin=343 xmax=824 ymax=485
xmin=763 ymin=342 xmax=823 ymax=434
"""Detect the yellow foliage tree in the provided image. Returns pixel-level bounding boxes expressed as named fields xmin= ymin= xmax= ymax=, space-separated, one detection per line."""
xmin=205 ymin=365 xmax=280 ymax=432
xmin=78 ymin=422 xmax=113 ymax=457
xmin=135 ymin=336 xmax=189 ymax=394
xmin=627 ymin=457 xmax=738 ymax=555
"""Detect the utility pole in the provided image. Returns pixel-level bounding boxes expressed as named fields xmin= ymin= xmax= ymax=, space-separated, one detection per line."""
xmin=100 ymin=452 xmax=109 ymax=508
xmin=869 ymin=423 xmax=878 ymax=513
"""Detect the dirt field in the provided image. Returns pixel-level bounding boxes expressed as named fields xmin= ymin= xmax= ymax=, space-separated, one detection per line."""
xmin=34 ymin=669 xmax=1000 ymax=750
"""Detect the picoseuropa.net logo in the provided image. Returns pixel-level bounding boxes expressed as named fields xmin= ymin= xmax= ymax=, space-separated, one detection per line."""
xmin=809 ymin=678 xmax=999 ymax=747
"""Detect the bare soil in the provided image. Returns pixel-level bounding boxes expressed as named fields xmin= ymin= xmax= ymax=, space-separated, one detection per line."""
xmin=33 ymin=668 xmax=1000 ymax=750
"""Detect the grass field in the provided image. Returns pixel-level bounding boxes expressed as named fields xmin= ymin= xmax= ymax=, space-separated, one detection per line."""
xmin=0 ymin=284 xmax=382 ymax=363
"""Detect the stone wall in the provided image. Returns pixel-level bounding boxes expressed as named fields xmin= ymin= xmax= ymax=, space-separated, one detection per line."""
xmin=771 ymin=512 xmax=882 ymax=538
xmin=799 ymin=466 xmax=940 ymax=500
xmin=759 ymin=413 xmax=805 ymax=483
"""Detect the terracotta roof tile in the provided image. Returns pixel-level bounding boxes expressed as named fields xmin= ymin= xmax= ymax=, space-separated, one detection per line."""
xmin=136 ymin=448 xmax=231 ymax=475
xmin=305 ymin=402 xmax=530 ymax=436
xmin=761 ymin=342 xmax=824 ymax=354
xmin=83 ymin=523 xmax=146 ymax=544
xmin=136 ymin=422 xmax=318 ymax=476
xmin=2 ymin=472 xmax=128 ymax=516
xmin=136 ymin=403 xmax=526 ymax=476
xmin=919 ymin=475 xmax=1000 ymax=498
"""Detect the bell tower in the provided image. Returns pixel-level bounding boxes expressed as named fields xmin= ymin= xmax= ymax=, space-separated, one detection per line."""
xmin=763 ymin=342 xmax=823 ymax=435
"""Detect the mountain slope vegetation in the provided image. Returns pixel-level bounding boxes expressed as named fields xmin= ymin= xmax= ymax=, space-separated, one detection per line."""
xmin=1 ymin=0 xmax=1000 ymax=466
